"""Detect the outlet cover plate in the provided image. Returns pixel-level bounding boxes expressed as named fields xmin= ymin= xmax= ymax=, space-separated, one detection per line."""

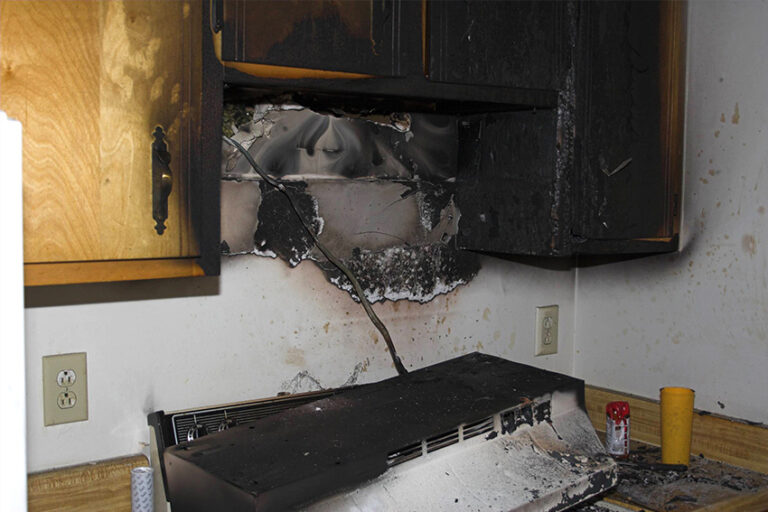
xmin=43 ymin=352 xmax=88 ymax=426
xmin=535 ymin=305 xmax=559 ymax=356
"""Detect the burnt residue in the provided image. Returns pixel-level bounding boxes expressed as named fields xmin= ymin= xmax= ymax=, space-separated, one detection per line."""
xmin=280 ymin=370 xmax=324 ymax=395
xmin=251 ymin=181 xmax=321 ymax=266
xmin=318 ymin=243 xmax=479 ymax=304
xmin=221 ymin=103 xmax=479 ymax=303
xmin=541 ymin=455 xmax=618 ymax=512
xmin=535 ymin=400 xmax=552 ymax=423
xmin=613 ymin=445 xmax=768 ymax=511
xmin=501 ymin=402 xmax=536 ymax=435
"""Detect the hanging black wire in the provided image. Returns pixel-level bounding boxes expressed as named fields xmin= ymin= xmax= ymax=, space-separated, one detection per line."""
xmin=223 ymin=135 xmax=408 ymax=376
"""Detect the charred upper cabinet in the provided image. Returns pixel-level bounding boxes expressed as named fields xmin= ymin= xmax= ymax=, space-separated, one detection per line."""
xmin=428 ymin=1 xmax=568 ymax=90
xmin=457 ymin=111 xmax=565 ymax=256
xmin=218 ymin=0 xmax=422 ymax=77
xmin=455 ymin=1 xmax=685 ymax=257
xmin=218 ymin=0 xmax=684 ymax=259
xmin=571 ymin=1 xmax=684 ymax=254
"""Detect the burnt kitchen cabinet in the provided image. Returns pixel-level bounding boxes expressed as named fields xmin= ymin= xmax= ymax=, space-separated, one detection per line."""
xmin=219 ymin=0 xmax=422 ymax=77
xmin=455 ymin=1 xmax=685 ymax=257
xmin=571 ymin=1 xmax=684 ymax=253
xmin=457 ymin=111 xmax=565 ymax=256
xmin=220 ymin=0 xmax=686 ymax=256
xmin=219 ymin=1 xmax=684 ymax=258
xmin=0 ymin=0 xmax=222 ymax=285
xmin=428 ymin=1 xmax=568 ymax=91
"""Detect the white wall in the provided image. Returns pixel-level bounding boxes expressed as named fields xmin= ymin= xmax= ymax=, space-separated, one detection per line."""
xmin=574 ymin=1 xmax=768 ymax=424
xmin=25 ymin=256 xmax=574 ymax=472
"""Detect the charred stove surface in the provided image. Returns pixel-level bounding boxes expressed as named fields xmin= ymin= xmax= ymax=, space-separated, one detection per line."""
xmin=163 ymin=353 xmax=612 ymax=512
xmin=221 ymin=104 xmax=479 ymax=302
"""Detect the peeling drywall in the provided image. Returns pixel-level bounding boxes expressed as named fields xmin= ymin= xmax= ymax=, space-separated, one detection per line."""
xmin=220 ymin=104 xmax=478 ymax=302
xmin=222 ymin=104 xmax=457 ymax=180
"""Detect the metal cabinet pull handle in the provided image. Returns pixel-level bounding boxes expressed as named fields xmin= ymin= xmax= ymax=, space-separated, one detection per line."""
xmin=152 ymin=126 xmax=172 ymax=235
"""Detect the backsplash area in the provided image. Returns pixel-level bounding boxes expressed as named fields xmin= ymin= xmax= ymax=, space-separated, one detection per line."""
xmin=220 ymin=103 xmax=479 ymax=303
xmin=24 ymin=255 xmax=575 ymax=472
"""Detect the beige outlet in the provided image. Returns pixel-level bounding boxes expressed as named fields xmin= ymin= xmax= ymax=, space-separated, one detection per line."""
xmin=43 ymin=352 xmax=88 ymax=426
xmin=534 ymin=305 xmax=559 ymax=356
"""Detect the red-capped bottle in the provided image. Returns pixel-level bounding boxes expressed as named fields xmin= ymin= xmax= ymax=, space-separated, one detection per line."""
xmin=605 ymin=401 xmax=630 ymax=458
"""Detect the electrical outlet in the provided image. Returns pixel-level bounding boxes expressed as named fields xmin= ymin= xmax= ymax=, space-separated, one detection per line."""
xmin=43 ymin=353 xmax=88 ymax=426
xmin=57 ymin=369 xmax=76 ymax=387
xmin=535 ymin=305 xmax=559 ymax=356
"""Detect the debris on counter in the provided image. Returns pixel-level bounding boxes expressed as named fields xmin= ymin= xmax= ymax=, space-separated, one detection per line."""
xmin=611 ymin=445 xmax=768 ymax=511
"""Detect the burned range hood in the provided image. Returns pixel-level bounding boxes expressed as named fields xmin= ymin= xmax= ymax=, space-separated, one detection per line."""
xmin=159 ymin=353 xmax=616 ymax=511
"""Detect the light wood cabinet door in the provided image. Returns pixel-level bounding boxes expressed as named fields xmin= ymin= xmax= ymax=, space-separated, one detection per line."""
xmin=0 ymin=0 xmax=204 ymax=284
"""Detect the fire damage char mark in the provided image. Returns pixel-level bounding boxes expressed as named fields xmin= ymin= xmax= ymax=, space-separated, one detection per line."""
xmin=229 ymin=178 xmax=479 ymax=303
xmin=319 ymin=243 xmax=479 ymax=304
xmin=251 ymin=181 xmax=322 ymax=267
xmin=220 ymin=102 xmax=479 ymax=303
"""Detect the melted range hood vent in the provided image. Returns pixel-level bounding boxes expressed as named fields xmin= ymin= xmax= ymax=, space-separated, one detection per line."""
xmin=160 ymin=353 xmax=617 ymax=511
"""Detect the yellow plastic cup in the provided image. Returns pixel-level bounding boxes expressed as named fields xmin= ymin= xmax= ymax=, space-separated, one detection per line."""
xmin=660 ymin=387 xmax=695 ymax=465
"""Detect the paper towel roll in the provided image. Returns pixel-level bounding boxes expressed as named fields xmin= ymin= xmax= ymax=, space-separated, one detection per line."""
xmin=131 ymin=466 xmax=154 ymax=512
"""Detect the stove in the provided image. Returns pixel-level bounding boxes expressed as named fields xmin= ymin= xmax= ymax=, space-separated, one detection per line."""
xmin=149 ymin=353 xmax=616 ymax=511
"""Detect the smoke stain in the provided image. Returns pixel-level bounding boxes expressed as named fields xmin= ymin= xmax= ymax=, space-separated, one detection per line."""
xmin=742 ymin=234 xmax=756 ymax=256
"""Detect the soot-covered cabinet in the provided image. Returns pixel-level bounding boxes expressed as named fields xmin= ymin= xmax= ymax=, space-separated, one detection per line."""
xmin=217 ymin=0 xmax=422 ymax=78
xmin=217 ymin=0 xmax=685 ymax=258
xmin=454 ymin=1 xmax=686 ymax=257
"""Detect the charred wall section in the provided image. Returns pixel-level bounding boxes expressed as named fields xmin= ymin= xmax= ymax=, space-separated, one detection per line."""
xmin=220 ymin=104 xmax=480 ymax=303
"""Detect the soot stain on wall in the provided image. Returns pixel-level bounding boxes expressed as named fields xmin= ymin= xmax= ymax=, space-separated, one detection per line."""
xmin=220 ymin=104 xmax=480 ymax=303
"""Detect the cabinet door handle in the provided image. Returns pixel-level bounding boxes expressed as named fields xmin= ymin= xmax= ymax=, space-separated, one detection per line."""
xmin=152 ymin=126 xmax=172 ymax=235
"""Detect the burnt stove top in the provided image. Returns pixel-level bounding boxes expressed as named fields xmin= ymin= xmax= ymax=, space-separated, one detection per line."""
xmin=160 ymin=353 xmax=616 ymax=511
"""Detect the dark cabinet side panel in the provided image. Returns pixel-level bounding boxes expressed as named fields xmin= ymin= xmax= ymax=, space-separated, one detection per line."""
xmin=196 ymin=0 xmax=223 ymax=275
xmin=429 ymin=0 xmax=566 ymax=90
xmin=574 ymin=2 xmax=668 ymax=243
xmin=456 ymin=111 xmax=563 ymax=256
xmin=221 ymin=0 xmax=422 ymax=77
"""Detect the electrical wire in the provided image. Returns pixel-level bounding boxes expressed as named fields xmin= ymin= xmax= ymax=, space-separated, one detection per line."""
xmin=223 ymin=135 xmax=408 ymax=376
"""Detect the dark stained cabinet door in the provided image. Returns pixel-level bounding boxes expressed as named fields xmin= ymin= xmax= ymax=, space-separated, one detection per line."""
xmin=220 ymin=0 xmax=422 ymax=77
xmin=454 ymin=1 xmax=684 ymax=257
xmin=456 ymin=111 xmax=564 ymax=256
xmin=428 ymin=0 xmax=567 ymax=90
xmin=573 ymin=1 xmax=679 ymax=246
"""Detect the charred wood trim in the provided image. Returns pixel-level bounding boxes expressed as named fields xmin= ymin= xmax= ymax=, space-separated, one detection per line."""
xmin=194 ymin=2 xmax=224 ymax=276
xmin=224 ymin=67 xmax=558 ymax=111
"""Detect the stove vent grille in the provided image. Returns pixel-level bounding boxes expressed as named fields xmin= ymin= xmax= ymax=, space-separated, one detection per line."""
xmin=386 ymin=415 xmax=496 ymax=468
xmin=386 ymin=441 xmax=423 ymax=467
xmin=462 ymin=416 xmax=494 ymax=440
xmin=170 ymin=391 xmax=336 ymax=444
xmin=426 ymin=429 xmax=460 ymax=453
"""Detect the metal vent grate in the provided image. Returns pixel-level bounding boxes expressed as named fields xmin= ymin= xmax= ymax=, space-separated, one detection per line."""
xmin=386 ymin=415 xmax=498 ymax=468
xmin=426 ymin=429 xmax=460 ymax=453
xmin=462 ymin=416 xmax=494 ymax=440
xmin=170 ymin=391 xmax=335 ymax=444
xmin=386 ymin=441 xmax=423 ymax=467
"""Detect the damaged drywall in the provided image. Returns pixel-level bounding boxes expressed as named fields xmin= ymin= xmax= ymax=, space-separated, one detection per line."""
xmin=222 ymin=104 xmax=457 ymax=180
xmin=221 ymin=104 xmax=480 ymax=302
